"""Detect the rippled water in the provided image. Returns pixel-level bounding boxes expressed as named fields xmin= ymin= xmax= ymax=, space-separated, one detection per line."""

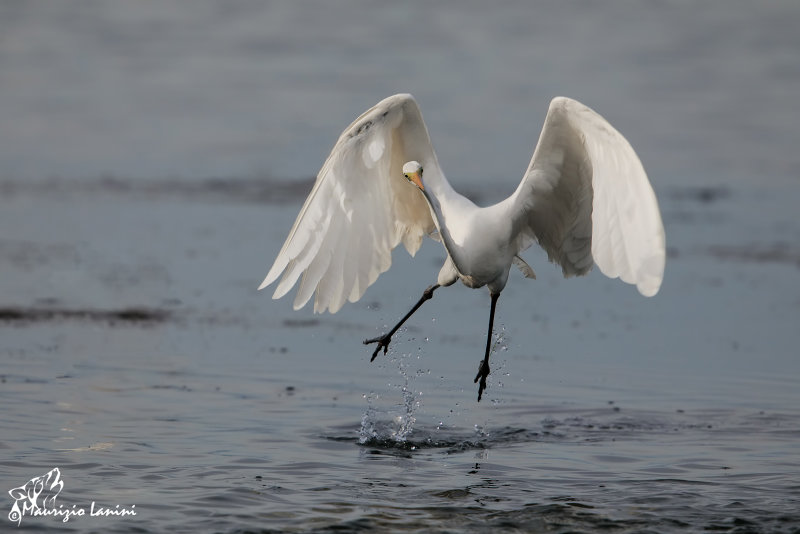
xmin=2 ymin=2 xmax=800 ymax=533
xmin=3 ymin=178 xmax=799 ymax=533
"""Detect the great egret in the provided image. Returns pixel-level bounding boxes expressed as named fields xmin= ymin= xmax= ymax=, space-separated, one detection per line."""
xmin=260 ymin=94 xmax=665 ymax=401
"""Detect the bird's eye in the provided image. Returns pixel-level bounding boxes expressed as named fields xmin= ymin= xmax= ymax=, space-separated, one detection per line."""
xmin=403 ymin=174 xmax=409 ymax=179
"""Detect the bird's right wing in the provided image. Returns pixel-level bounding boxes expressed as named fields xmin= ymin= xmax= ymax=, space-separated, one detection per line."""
xmin=259 ymin=94 xmax=439 ymax=313
xmin=511 ymin=97 xmax=665 ymax=296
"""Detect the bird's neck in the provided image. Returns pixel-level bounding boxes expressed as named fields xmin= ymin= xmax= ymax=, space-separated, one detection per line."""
xmin=419 ymin=172 xmax=468 ymax=260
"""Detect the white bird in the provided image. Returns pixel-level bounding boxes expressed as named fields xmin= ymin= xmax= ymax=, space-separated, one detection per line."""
xmin=260 ymin=94 xmax=665 ymax=401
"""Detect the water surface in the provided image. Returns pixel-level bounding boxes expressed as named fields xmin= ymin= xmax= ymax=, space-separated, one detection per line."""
xmin=2 ymin=2 xmax=799 ymax=532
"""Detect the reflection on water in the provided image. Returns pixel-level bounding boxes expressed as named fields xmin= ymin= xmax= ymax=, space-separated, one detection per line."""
xmin=2 ymin=1 xmax=800 ymax=532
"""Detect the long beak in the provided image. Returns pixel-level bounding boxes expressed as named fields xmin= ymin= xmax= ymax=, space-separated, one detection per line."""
xmin=408 ymin=171 xmax=424 ymax=191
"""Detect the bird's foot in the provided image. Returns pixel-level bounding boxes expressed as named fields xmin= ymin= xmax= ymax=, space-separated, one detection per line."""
xmin=474 ymin=359 xmax=490 ymax=402
xmin=363 ymin=334 xmax=391 ymax=361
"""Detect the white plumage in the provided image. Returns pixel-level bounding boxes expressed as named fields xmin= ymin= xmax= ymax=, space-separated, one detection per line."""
xmin=261 ymin=94 xmax=438 ymax=313
xmin=260 ymin=93 xmax=665 ymax=400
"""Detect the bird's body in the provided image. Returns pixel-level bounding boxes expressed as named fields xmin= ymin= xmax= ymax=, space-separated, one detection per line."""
xmin=260 ymin=93 xmax=665 ymax=400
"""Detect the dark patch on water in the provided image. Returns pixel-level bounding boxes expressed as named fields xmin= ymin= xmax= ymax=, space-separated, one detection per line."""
xmin=337 ymin=432 xmax=492 ymax=455
xmin=668 ymin=185 xmax=731 ymax=204
xmin=0 ymin=176 xmax=317 ymax=204
xmin=0 ymin=176 xmax=498 ymax=208
xmin=333 ymin=416 xmax=677 ymax=455
xmin=0 ymin=306 xmax=171 ymax=326
xmin=283 ymin=318 xmax=321 ymax=328
xmin=225 ymin=500 xmax=741 ymax=534
xmin=708 ymin=242 xmax=800 ymax=268
xmin=662 ymin=185 xmax=733 ymax=227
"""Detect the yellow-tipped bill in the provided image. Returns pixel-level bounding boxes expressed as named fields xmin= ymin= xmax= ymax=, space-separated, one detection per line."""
xmin=405 ymin=170 xmax=424 ymax=191
xmin=402 ymin=161 xmax=425 ymax=191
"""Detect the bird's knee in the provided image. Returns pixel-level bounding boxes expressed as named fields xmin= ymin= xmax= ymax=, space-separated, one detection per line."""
xmin=422 ymin=284 xmax=438 ymax=300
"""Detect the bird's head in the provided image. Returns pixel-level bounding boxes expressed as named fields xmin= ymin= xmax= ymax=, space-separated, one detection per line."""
xmin=402 ymin=161 xmax=424 ymax=191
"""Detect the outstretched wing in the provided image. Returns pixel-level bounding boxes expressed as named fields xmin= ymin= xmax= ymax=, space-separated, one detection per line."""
xmin=511 ymin=97 xmax=665 ymax=296
xmin=260 ymin=94 xmax=439 ymax=313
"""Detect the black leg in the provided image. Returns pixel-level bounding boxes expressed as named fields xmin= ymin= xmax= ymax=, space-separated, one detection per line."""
xmin=364 ymin=284 xmax=440 ymax=361
xmin=474 ymin=292 xmax=499 ymax=402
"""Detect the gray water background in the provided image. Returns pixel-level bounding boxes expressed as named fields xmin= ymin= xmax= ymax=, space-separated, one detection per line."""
xmin=1 ymin=2 xmax=799 ymax=532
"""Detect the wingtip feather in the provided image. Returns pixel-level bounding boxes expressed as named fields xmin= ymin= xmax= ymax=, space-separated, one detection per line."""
xmin=259 ymin=257 xmax=289 ymax=291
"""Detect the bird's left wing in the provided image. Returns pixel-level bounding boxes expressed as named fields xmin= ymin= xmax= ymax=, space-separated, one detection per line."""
xmin=510 ymin=97 xmax=665 ymax=296
xmin=259 ymin=94 xmax=439 ymax=313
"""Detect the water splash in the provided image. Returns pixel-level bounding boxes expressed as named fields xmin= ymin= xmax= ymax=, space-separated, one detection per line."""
xmin=358 ymin=331 xmax=427 ymax=445
xmin=490 ymin=325 xmax=508 ymax=400
xmin=358 ymin=325 xmax=511 ymax=445
xmin=358 ymin=393 xmax=379 ymax=443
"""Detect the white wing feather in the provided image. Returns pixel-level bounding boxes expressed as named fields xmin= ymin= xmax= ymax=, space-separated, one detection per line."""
xmin=512 ymin=97 xmax=665 ymax=296
xmin=259 ymin=94 xmax=439 ymax=313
